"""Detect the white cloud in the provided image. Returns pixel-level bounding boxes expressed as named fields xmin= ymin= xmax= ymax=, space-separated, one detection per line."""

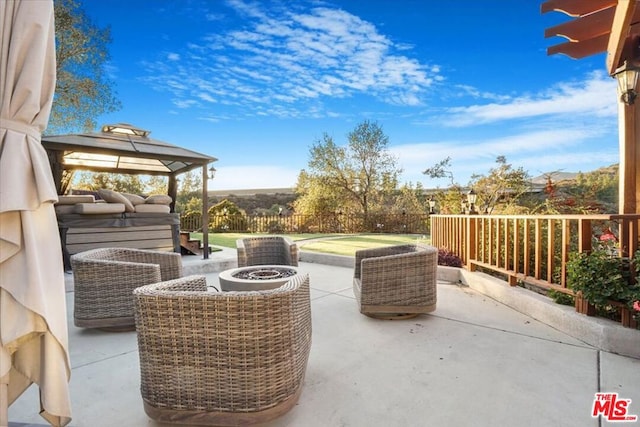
xmin=391 ymin=122 xmax=618 ymax=187
xmin=440 ymin=72 xmax=617 ymax=127
xmin=391 ymin=127 xmax=603 ymax=167
xmin=141 ymin=0 xmax=440 ymax=117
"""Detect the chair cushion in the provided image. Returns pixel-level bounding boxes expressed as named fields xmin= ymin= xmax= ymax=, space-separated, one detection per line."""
xmin=98 ymin=189 xmax=135 ymax=212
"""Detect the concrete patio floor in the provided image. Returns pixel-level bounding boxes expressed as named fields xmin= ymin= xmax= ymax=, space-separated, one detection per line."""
xmin=7 ymin=247 xmax=640 ymax=427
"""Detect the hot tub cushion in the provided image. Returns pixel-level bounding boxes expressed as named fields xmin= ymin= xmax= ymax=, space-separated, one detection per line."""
xmin=74 ymin=202 xmax=126 ymax=214
xmin=134 ymin=204 xmax=170 ymax=213
xmin=122 ymin=193 xmax=146 ymax=206
xmin=98 ymin=189 xmax=135 ymax=212
xmin=54 ymin=205 xmax=77 ymax=215
xmin=56 ymin=195 xmax=96 ymax=205
xmin=144 ymin=194 xmax=172 ymax=205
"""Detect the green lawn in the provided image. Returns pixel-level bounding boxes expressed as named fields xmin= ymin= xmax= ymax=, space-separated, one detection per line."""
xmin=300 ymin=234 xmax=429 ymax=256
xmin=189 ymin=232 xmax=329 ymax=249
xmin=189 ymin=232 xmax=430 ymax=256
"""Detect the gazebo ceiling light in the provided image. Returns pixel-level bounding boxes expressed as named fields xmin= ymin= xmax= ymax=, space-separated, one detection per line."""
xmin=101 ymin=123 xmax=151 ymax=137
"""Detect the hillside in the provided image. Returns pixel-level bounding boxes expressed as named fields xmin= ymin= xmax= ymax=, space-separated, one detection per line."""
xmin=206 ymin=165 xmax=620 ymax=214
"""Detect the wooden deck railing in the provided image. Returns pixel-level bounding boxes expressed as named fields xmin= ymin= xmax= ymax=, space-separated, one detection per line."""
xmin=431 ymin=214 xmax=640 ymax=296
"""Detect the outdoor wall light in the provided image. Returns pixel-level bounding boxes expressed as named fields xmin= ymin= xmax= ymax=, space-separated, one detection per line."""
xmin=101 ymin=123 xmax=150 ymax=137
xmin=614 ymin=60 xmax=640 ymax=105
xmin=208 ymin=165 xmax=217 ymax=180
xmin=467 ymin=190 xmax=478 ymax=215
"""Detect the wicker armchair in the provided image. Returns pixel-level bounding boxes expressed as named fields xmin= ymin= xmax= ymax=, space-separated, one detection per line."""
xmin=70 ymin=247 xmax=182 ymax=330
xmin=236 ymin=236 xmax=298 ymax=267
xmin=133 ymin=273 xmax=312 ymax=426
xmin=353 ymin=244 xmax=438 ymax=319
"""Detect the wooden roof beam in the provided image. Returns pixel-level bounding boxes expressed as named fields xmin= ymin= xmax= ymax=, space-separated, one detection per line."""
xmin=606 ymin=0 xmax=639 ymax=73
xmin=541 ymin=0 xmax=617 ymax=17
xmin=544 ymin=7 xmax=615 ymax=42
xmin=547 ymin=33 xmax=609 ymax=58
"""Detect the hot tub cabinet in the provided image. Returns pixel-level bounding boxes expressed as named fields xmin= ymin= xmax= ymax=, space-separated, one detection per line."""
xmin=57 ymin=212 xmax=181 ymax=271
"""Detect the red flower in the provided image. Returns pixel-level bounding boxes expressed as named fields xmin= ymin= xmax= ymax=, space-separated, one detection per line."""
xmin=633 ymin=301 xmax=640 ymax=312
xmin=599 ymin=228 xmax=618 ymax=242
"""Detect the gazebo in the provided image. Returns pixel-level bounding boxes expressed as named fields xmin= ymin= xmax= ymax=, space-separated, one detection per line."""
xmin=42 ymin=123 xmax=217 ymax=258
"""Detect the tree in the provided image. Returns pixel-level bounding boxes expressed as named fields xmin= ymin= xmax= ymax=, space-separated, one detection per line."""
xmin=175 ymin=171 xmax=202 ymax=213
xmin=295 ymin=120 xmax=401 ymax=227
xmin=469 ymin=156 xmax=530 ymax=214
xmin=208 ymin=199 xmax=246 ymax=232
xmin=393 ymin=183 xmax=428 ymax=215
xmin=423 ymin=156 xmax=530 ymax=214
xmin=423 ymin=156 xmax=466 ymax=214
xmin=49 ymin=0 xmax=120 ymax=134
xmin=73 ymin=172 xmax=144 ymax=194
xmin=71 ymin=172 xmax=166 ymax=195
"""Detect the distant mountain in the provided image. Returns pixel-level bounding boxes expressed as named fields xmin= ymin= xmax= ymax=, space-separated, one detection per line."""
xmin=530 ymin=164 xmax=618 ymax=186
xmin=530 ymin=172 xmax=578 ymax=185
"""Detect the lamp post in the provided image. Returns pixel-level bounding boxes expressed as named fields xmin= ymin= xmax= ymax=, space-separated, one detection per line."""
xmin=467 ymin=189 xmax=478 ymax=215
xmin=202 ymin=165 xmax=216 ymax=260
xmin=428 ymin=197 xmax=436 ymax=215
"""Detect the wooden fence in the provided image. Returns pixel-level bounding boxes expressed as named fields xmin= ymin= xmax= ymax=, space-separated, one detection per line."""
xmin=180 ymin=212 xmax=432 ymax=234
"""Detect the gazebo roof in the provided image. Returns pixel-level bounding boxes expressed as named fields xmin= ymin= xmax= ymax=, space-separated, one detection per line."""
xmin=542 ymin=0 xmax=640 ymax=74
xmin=42 ymin=123 xmax=216 ymax=176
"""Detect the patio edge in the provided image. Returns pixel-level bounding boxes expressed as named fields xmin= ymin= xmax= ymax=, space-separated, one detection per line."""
xmin=459 ymin=269 xmax=640 ymax=359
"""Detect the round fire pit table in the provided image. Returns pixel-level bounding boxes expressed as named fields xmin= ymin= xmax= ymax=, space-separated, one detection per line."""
xmin=219 ymin=265 xmax=300 ymax=292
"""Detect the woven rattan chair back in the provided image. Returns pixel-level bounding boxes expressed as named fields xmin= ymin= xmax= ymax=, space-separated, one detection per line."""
xmin=134 ymin=273 xmax=312 ymax=425
xmin=236 ymin=236 xmax=298 ymax=267
xmin=353 ymin=244 xmax=438 ymax=319
xmin=71 ymin=247 xmax=182 ymax=330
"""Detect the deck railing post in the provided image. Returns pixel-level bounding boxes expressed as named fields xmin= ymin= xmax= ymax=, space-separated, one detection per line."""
xmin=466 ymin=216 xmax=477 ymax=271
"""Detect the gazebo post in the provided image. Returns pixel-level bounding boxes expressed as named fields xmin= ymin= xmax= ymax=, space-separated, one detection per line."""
xmin=167 ymin=174 xmax=178 ymax=213
xmin=202 ymin=164 xmax=209 ymax=259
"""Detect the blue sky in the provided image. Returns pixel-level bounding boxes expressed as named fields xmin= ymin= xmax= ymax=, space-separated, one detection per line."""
xmin=77 ymin=0 xmax=619 ymax=190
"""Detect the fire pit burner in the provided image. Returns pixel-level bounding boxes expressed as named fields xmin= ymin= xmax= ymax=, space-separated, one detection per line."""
xmin=232 ymin=267 xmax=297 ymax=281
xmin=219 ymin=265 xmax=299 ymax=292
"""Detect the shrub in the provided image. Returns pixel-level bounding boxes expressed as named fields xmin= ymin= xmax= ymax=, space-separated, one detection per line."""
xmin=566 ymin=249 xmax=638 ymax=307
xmin=438 ymin=248 xmax=463 ymax=267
